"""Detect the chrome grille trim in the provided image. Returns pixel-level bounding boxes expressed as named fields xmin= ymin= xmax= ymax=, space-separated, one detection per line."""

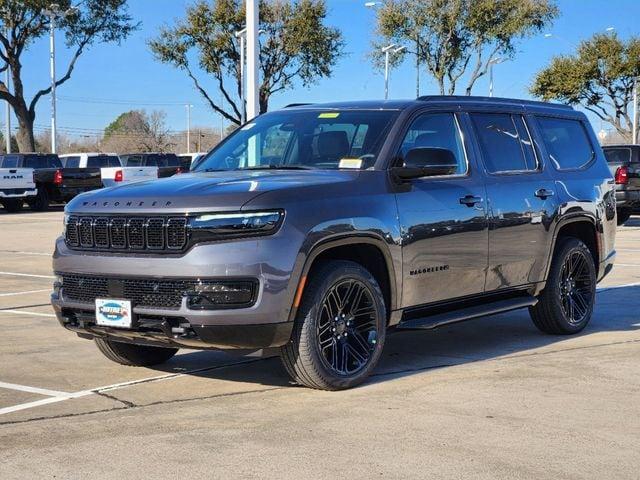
xmin=65 ymin=215 xmax=189 ymax=252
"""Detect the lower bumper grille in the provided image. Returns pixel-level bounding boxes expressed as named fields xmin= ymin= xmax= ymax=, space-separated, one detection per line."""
xmin=61 ymin=274 xmax=199 ymax=310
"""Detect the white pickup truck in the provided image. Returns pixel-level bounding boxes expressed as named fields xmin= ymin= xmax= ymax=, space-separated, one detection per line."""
xmin=59 ymin=153 xmax=158 ymax=188
xmin=0 ymin=167 xmax=37 ymax=213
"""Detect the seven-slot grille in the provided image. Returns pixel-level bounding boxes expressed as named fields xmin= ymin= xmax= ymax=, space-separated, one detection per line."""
xmin=61 ymin=274 xmax=205 ymax=309
xmin=65 ymin=216 xmax=188 ymax=252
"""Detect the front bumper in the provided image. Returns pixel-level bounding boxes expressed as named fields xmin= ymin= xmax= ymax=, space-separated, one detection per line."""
xmin=51 ymin=230 xmax=304 ymax=349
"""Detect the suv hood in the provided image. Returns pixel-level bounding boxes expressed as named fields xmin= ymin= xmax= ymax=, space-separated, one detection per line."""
xmin=66 ymin=169 xmax=357 ymax=214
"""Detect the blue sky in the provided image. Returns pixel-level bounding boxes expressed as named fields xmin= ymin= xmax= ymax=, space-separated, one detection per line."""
xmin=13 ymin=0 xmax=640 ymax=139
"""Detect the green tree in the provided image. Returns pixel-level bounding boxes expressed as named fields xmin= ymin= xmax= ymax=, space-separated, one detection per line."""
xmin=102 ymin=109 xmax=174 ymax=153
xmin=0 ymin=0 xmax=138 ymax=152
xmin=531 ymin=33 xmax=640 ymax=142
xmin=149 ymin=0 xmax=344 ymax=125
xmin=372 ymin=0 xmax=558 ymax=95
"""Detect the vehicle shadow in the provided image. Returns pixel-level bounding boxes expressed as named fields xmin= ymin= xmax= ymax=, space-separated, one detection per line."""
xmin=0 ymin=205 xmax=65 ymax=215
xmin=152 ymin=284 xmax=640 ymax=389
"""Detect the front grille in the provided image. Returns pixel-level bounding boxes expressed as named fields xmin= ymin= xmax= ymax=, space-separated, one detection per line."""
xmin=62 ymin=274 xmax=204 ymax=309
xmin=65 ymin=216 xmax=188 ymax=252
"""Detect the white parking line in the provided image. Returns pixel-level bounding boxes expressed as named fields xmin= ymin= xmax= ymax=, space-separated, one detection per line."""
xmin=614 ymin=263 xmax=640 ymax=267
xmin=0 ymin=289 xmax=50 ymax=297
xmin=0 ymin=396 xmax=72 ymax=416
xmin=0 ymin=309 xmax=55 ymax=318
xmin=0 ymin=381 xmax=70 ymax=398
xmin=0 ymin=271 xmax=55 ymax=279
xmin=0 ymin=250 xmax=51 ymax=256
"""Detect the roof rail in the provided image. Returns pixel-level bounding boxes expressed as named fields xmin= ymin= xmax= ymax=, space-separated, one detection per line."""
xmin=416 ymin=95 xmax=573 ymax=110
xmin=284 ymin=103 xmax=314 ymax=108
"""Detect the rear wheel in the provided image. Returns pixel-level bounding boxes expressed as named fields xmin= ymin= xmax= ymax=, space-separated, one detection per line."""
xmin=280 ymin=260 xmax=386 ymax=390
xmin=529 ymin=238 xmax=596 ymax=335
xmin=1 ymin=198 xmax=24 ymax=213
xmin=28 ymin=187 xmax=49 ymax=211
xmin=617 ymin=209 xmax=631 ymax=226
xmin=94 ymin=338 xmax=178 ymax=366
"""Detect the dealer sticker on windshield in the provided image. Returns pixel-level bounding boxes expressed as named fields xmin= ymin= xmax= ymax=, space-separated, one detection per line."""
xmin=95 ymin=299 xmax=132 ymax=329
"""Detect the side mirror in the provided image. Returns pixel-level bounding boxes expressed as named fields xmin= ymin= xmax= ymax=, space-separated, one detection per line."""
xmin=391 ymin=147 xmax=458 ymax=180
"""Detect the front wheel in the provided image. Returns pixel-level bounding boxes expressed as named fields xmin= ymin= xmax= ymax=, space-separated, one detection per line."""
xmin=94 ymin=338 xmax=178 ymax=366
xmin=280 ymin=260 xmax=386 ymax=390
xmin=529 ymin=238 xmax=596 ymax=335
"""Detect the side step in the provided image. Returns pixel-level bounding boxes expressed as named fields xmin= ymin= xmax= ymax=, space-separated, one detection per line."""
xmin=397 ymin=295 xmax=537 ymax=330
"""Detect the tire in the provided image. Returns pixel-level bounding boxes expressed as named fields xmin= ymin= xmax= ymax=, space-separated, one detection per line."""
xmin=28 ymin=187 xmax=49 ymax=211
xmin=529 ymin=238 xmax=596 ymax=335
xmin=617 ymin=209 xmax=631 ymax=226
xmin=94 ymin=337 xmax=178 ymax=366
xmin=1 ymin=198 xmax=24 ymax=213
xmin=280 ymin=260 xmax=387 ymax=390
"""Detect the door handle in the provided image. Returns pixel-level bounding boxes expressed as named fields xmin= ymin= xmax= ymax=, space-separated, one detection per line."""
xmin=459 ymin=195 xmax=482 ymax=207
xmin=534 ymin=188 xmax=555 ymax=199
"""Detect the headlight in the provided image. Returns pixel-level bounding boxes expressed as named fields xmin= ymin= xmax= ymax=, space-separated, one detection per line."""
xmin=189 ymin=210 xmax=284 ymax=240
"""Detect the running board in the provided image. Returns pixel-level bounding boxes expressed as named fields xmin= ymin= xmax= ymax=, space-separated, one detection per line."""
xmin=397 ymin=296 xmax=538 ymax=330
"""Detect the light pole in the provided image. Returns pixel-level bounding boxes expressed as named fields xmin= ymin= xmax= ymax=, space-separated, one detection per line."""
xmin=488 ymin=57 xmax=504 ymax=97
xmin=43 ymin=3 xmax=77 ymax=154
xmin=246 ymin=0 xmax=259 ymax=121
xmin=3 ymin=28 xmax=10 ymax=153
xmin=235 ymin=28 xmax=247 ymax=123
xmin=382 ymin=44 xmax=404 ymax=100
xmin=185 ymin=104 xmax=192 ymax=153
xmin=633 ymin=77 xmax=638 ymax=145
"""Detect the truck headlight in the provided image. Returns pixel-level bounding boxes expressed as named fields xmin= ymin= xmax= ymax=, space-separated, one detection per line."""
xmin=189 ymin=210 xmax=284 ymax=240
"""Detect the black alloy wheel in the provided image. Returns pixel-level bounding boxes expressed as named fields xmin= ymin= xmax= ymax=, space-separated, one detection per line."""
xmin=316 ymin=278 xmax=379 ymax=376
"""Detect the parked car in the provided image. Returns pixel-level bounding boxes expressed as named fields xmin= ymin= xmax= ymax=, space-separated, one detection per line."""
xmin=52 ymin=97 xmax=616 ymax=390
xmin=119 ymin=153 xmax=182 ymax=178
xmin=0 ymin=166 xmax=37 ymax=213
xmin=602 ymin=145 xmax=640 ymax=225
xmin=0 ymin=153 xmax=103 ymax=210
xmin=60 ymin=153 xmax=158 ymax=188
xmin=178 ymin=152 xmax=207 ymax=171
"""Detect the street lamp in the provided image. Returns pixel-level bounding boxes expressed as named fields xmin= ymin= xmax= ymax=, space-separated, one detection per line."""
xmin=382 ymin=44 xmax=404 ymax=100
xmin=488 ymin=57 xmax=504 ymax=97
xmin=42 ymin=3 xmax=77 ymax=154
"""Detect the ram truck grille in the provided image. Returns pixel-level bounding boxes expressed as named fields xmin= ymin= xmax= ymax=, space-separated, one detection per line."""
xmin=65 ymin=216 xmax=188 ymax=252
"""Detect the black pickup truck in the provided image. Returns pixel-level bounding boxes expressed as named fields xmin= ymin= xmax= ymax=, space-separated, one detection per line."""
xmin=0 ymin=153 xmax=104 ymax=210
xmin=603 ymin=145 xmax=640 ymax=225
xmin=119 ymin=153 xmax=182 ymax=178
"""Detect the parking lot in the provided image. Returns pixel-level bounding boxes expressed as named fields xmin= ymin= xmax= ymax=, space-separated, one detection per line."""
xmin=0 ymin=208 xmax=638 ymax=479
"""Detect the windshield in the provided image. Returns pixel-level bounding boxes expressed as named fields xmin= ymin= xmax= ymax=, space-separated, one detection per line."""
xmin=194 ymin=109 xmax=398 ymax=172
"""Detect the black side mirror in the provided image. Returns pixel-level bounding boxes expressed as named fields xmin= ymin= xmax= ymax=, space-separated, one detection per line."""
xmin=391 ymin=147 xmax=458 ymax=180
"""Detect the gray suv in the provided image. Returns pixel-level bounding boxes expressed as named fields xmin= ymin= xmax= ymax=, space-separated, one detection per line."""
xmin=52 ymin=97 xmax=616 ymax=390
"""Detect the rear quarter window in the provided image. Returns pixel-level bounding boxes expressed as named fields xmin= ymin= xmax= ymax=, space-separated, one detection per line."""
xmin=63 ymin=156 xmax=81 ymax=168
xmin=603 ymin=148 xmax=631 ymax=164
xmin=536 ymin=117 xmax=594 ymax=171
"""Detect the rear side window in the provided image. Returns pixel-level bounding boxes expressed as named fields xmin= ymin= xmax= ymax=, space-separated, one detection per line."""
xmin=0 ymin=155 xmax=20 ymax=168
xmin=470 ymin=113 xmax=538 ymax=173
xmin=123 ymin=155 xmax=142 ymax=166
xmin=63 ymin=156 xmax=81 ymax=168
xmin=604 ymin=148 xmax=631 ymax=164
xmin=87 ymin=156 xmax=121 ymax=168
xmin=536 ymin=117 xmax=594 ymax=170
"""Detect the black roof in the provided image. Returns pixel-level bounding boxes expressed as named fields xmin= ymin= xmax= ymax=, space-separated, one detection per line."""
xmin=283 ymin=96 xmax=573 ymax=112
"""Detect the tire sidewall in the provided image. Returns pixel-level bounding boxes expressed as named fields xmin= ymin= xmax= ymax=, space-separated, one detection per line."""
xmin=546 ymin=239 xmax=596 ymax=333
xmin=299 ymin=261 xmax=387 ymax=389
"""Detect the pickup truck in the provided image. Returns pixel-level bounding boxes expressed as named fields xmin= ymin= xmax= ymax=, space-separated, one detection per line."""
xmin=178 ymin=152 xmax=207 ymax=171
xmin=0 ymin=167 xmax=37 ymax=213
xmin=120 ymin=153 xmax=182 ymax=178
xmin=0 ymin=153 xmax=105 ymax=211
xmin=60 ymin=153 xmax=158 ymax=188
xmin=53 ymin=97 xmax=616 ymax=390
xmin=602 ymin=145 xmax=640 ymax=225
